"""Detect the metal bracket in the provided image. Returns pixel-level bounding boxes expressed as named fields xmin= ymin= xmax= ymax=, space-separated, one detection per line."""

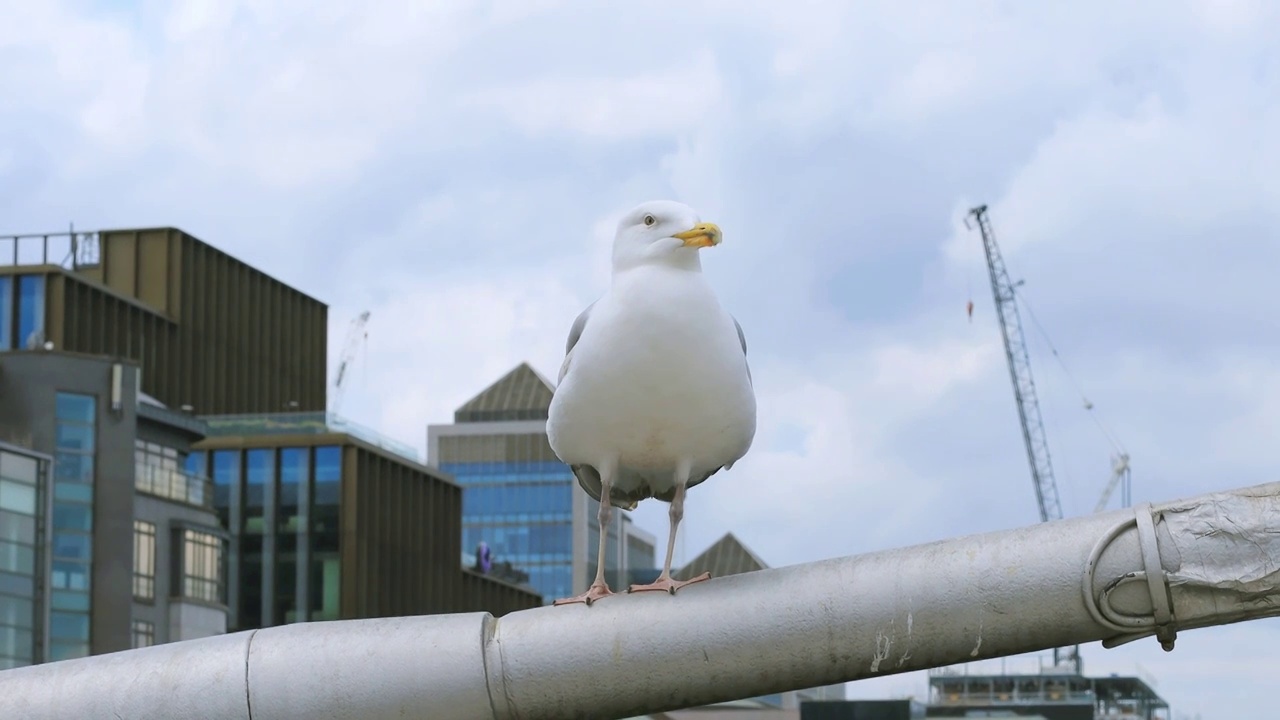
xmin=1082 ymin=503 xmax=1179 ymax=651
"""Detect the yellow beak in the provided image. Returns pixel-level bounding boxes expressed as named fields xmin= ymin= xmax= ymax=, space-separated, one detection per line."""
xmin=672 ymin=222 xmax=722 ymax=248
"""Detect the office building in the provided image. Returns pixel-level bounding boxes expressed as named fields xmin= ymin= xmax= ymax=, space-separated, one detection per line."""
xmin=2 ymin=226 xmax=539 ymax=668
xmin=193 ymin=412 xmax=542 ymax=631
xmin=1 ymin=229 xmax=327 ymax=415
xmin=427 ymin=362 xmax=657 ymax=603
xmin=0 ymin=349 xmax=228 ymax=665
xmin=0 ymin=441 xmax=50 ymax=670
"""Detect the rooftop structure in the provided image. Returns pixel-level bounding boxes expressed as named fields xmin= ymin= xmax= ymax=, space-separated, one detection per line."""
xmin=1 ymin=228 xmax=328 ymax=415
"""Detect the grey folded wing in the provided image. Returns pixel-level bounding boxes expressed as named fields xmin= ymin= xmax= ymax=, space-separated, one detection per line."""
xmin=558 ymin=300 xmax=596 ymax=385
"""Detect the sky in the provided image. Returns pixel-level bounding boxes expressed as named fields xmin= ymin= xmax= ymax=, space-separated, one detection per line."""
xmin=2 ymin=0 xmax=1276 ymax=716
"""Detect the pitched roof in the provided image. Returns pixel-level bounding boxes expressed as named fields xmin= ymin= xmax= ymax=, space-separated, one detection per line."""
xmin=454 ymin=362 xmax=555 ymax=423
xmin=675 ymin=532 xmax=769 ymax=581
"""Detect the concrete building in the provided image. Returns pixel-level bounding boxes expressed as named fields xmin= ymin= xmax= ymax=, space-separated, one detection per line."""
xmin=427 ymin=362 xmax=657 ymax=603
xmin=0 ymin=349 xmax=228 ymax=665
xmin=192 ymin=411 xmax=542 ymax=631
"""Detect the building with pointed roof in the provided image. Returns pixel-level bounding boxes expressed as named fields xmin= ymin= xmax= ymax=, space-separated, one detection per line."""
xmin=427 ymin=362 xmax=657 ymax=603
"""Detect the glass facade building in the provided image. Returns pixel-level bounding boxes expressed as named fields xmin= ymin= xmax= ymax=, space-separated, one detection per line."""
xmin=429 ymin=363 xmax=657 ymax=604
xmin=0 ymin=445 xmax=48 ymax=670
xmin=194 ymin=427 xmax=542 ymax=630
xmin=189 ymin=444 xmax=341 ymax=629
xmin=445 ymin=456 xmax=577 ymax=601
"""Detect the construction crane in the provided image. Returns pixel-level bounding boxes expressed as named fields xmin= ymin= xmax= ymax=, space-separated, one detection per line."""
xmin=965 ymin=204 xmax=1078 ymax=672
xmin=967 ymin=205 xmax=1065 ymax=524
xmin=328 ymin=310 xmax=370 ymax=415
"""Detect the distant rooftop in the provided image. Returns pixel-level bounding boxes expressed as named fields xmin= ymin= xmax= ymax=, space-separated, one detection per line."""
xmin=454 ymin=362 xmax=555 ymax=423
xmin=201 ymin=411 xmax=421 ymax=463
xmin=675 ymin=532 xmax=769 ymax=582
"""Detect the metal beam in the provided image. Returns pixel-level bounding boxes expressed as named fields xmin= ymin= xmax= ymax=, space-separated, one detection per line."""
xmin=3 ymin=481 xmax=1277 ymax=720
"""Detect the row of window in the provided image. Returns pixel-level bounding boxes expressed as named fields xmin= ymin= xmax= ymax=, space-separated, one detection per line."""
xmin=461 ymin=481 xmax=574 ymax=518
xmin=0 ymin=274 xmax=45 ymax=351
xmin=133 ymin=520 xmax=226 ymax=605
xmin=49 ymin=392 xmax=95 ymax=661
xmin=191 ymin=447 xmax=342 ymax=630
xmin=440 ymin=461 xmax=574 ymax=483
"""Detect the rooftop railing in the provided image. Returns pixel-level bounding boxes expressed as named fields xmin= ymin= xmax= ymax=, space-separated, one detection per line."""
xmin=0 ymin=231 xmax=100 ymax=269
xmin=135 ymin=463 xmax=213 ymax=508
xmin=201 ymin=411 xmax=422 ymax=463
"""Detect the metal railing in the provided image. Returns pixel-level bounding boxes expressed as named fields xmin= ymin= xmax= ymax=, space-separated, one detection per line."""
xmin=0 ymin=480 xmax=1275 ymax=719
xmin=201 ymin=411 xmax=422 ymax=463
xmin=134 ymin=464 xmax=213 ymax=508
xmin=0 ymin=232 xmax=100 ymax=269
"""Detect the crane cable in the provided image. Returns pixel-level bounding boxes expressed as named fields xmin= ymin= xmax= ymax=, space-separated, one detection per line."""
xmin=1010 ymin=287 xmax=1128 ymax=457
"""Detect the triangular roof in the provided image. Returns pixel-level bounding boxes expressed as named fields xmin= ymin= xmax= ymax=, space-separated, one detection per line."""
xmin=675 ymin=532 xmax=769 ymax=581
xmin=454 ymin=362 xmax=555 ymax=423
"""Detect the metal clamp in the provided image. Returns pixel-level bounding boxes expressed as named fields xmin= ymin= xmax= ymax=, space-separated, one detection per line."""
xmin=1081 ymin=503 xmax=1179 ymax=651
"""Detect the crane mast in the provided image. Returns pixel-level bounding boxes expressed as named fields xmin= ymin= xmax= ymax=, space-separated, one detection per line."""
xmin=329 ymin=310 xmax=370 ymax=415
xmin=967 ymin=205 xmax=1064 ymax=523
xmin=967 ymin=204 xmax=1079 ymax=673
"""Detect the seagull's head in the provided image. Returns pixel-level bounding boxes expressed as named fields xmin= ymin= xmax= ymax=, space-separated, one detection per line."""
xmin=611 ymin=200 xmax=722 ymax=273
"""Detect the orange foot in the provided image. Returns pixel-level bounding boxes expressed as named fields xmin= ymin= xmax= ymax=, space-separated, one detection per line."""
xmin=628 ymin=572 xmax=711 ymax=595
xmin=553 ymin=582 xmax=614 ymax=607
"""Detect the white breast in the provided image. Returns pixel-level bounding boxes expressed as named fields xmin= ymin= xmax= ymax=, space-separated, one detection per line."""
xmin=547 ymin=266 xmax=757 ymax=487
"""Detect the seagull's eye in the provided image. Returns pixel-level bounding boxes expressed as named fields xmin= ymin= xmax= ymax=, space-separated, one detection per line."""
xmin=643 ymin=214 xmax=656 ymax=227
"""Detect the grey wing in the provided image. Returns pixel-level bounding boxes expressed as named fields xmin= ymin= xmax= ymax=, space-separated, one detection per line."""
xmin=558 ymin=300 xmax=597 ymax=385
xmin=733 ymin=315 xmax=753 ymax=386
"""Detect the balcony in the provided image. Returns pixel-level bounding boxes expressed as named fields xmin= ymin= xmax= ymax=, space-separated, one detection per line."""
xmin=135 ymin=463 xmax=213 ymax=508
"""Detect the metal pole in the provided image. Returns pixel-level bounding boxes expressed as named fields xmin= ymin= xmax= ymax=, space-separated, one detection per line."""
xmin=1 ymin=481 xmax=1277 ymax=720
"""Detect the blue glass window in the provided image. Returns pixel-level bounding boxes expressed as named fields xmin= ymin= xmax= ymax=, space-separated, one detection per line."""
xmin=49 ymin=611 xmax=90 ymax=641
xmin=15 ymin=275 xmax=43 ymax=349
xmin=53 ymin=452 xmax=93 ymax=484
xmin=53 ymin=505 xmax=92 ymax=532
xmin=0 ymin=275 xmax=11 ymax=350
xmin=185 ymin=451 xmax=207 ymax=478
xmin=55 ymin=392 xmax=94 ymax=423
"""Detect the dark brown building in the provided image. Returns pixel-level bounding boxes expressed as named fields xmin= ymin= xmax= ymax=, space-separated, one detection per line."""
xmin=0 ymin=228 xmax=327 ymax=415
xmin=190 ymin=414 xmax=542 ymax=631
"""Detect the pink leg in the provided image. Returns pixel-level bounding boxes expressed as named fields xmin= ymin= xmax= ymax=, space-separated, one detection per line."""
xmin=629 ymin=473 xmax=711 ymax=595
xmin=555 ymin=472 xmax=616 ymax=606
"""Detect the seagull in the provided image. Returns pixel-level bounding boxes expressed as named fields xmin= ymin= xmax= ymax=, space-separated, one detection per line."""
xmin=547 ymin=200 xmax=757 ymax=606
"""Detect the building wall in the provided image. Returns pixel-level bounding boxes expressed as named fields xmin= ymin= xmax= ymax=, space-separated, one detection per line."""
xmin=0 ymin=351 xmax=139 ymax=659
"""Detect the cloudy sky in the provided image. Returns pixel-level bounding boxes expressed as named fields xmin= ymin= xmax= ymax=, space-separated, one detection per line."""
xmin=4 ymin=0 xmax=1277 ymax=716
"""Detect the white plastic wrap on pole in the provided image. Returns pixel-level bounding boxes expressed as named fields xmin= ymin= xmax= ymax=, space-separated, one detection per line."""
xmin=0 ymin=482 xmax=1276 ymax=720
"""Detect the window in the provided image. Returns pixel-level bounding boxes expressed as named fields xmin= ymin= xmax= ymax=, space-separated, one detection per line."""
xmin=131 ymin=619 xmax=154 ymax=649
xmin=0 ymin=275 xmax=11 ymax=350
xmin=0 ymin=449 xmax=40 ymax=669
xmin=133 ymin=521 xmax=156 ymax=601
xmin=16 ymin=275 xmax=44 ymax=349
xmin=52 ymin=392 xmax=95 ymax=650
xmin=177 ymin=529 xmax=224 ymax=604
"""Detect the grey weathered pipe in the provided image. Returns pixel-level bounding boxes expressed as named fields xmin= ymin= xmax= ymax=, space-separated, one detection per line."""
xmin=2 ymin=481 xmax=1277 ymax=720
